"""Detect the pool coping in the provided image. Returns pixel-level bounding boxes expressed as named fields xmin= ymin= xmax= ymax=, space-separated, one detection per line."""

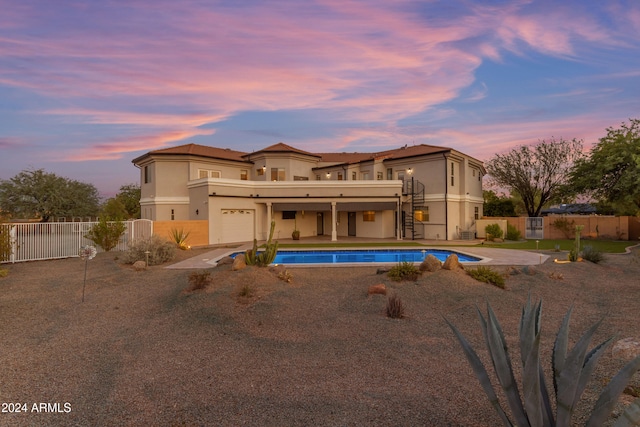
xmin=166 ymin=245 xmax=550 ymax=269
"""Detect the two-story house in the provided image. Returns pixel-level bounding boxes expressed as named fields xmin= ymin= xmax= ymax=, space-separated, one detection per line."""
xmin=131 ymin=142 xmax=484 ymax=244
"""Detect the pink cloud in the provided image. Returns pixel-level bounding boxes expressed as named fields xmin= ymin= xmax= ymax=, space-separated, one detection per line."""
xmin=58 ymin=128 xmax=215 ymax=162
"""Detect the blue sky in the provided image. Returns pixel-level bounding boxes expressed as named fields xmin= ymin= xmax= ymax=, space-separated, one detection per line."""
xmin=1 ymin=0 xmax=639 ymax=196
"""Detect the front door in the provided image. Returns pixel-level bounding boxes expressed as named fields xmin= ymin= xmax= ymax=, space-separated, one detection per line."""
xmin=348 ymin=212 xmax=356 ymax=236
xmin=317 ymin=212 xmax=324 ymax=236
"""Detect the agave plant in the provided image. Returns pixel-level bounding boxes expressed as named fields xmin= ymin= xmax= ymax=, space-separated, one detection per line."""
xmin=446 ymin=298 xmax=640 ymax=427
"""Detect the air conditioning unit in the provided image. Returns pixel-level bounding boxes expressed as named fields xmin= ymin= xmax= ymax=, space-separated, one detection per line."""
xmin=460 ymin=231 xmax=475 ymax=240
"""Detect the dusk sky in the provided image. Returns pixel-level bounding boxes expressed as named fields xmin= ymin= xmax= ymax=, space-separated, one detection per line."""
xmin=1 ymin=0 xmax=639 ymax=197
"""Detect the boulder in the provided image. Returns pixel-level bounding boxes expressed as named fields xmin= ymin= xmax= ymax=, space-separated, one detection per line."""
xmin=368 ymin=284 xmax=387 ymax=296
xmin=217 ymin=256 xmax=234 ymax=265
xmin=231 ymin=254 xmax=247 ymax=271
xmin=442 ymin=254 xmax=464 ymax=270
xmin=132 ymin=260 xmax=147 ymax=271
xmin=419 ymin=254 xmax=442 ymax=272
xmin=612 ymin=337 xmax=640 ymax=361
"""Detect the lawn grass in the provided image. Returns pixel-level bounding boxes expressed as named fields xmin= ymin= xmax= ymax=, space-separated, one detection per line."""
xmin=477 ymin=239 xmax=634 ymax=253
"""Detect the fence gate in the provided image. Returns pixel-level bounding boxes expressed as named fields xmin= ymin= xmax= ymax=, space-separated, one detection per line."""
xmin=525 ymin=217 xmax=544 ymax=239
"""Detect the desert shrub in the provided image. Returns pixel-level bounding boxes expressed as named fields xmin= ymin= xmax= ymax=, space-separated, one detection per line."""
xmin=238 ymin=283 xmax=253 ymax=298
xmin=505 ymin=223 xmax=521 ymax=241
xmin=387 ymin=261 xmax=420 ymax=281
xmin=277 ymin=269 xmax=293 ymax=283
xmin=170 ymin=228 xmax=190 ymax=250
xmin=467 ymin=266 xmax=505 ymax=289
xmin=0 ymin=267 xmax=8 ymax=278
xmin=0 ymin=222 xmax=12 ymax=262
xmin=85 ymin=218 xmax=126 ymax=252
xmin=581 ymin=245 xmax=605 ymax=264
xmin=485 ymin=223 xmax=503 ymax=241
xmin=187 ymin=270 xmax=211 ymax=291
xmin=551 ymin=216 xmax=576 ymax=239
xmin=121 ymin=235 xmax=176 ymax=266
xmin=385 ymin=294 xmax=405 ymax=319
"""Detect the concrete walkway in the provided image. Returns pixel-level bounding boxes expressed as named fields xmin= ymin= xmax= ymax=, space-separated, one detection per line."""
xmin=166 ymin=237 xmax=550 ymax=269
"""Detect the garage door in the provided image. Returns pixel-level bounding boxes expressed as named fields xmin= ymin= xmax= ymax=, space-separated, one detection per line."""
xmin=220 ymin=209 xmax=255 ymax=243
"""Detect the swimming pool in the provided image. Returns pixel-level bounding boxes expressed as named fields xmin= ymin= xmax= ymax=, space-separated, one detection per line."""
xmin=232 ymin=249 xmax=481 ymax=265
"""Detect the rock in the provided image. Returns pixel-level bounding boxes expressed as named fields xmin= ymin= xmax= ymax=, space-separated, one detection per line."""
xmin=217 ymin=256 xmax=234 ymax=265
xmin=376 ymin=267 xmax=391 ymax=274
xmin=269 ymin=264 xmax=286 ymax=275
xmin=442 ymin=254 xmax=464 ymax=270
xmin=368 ymin=284 xmax=387 ymax=295
xmin=419 ymin=254 xmax=442 ymax=272
xmin=612 ymin=338 xmax=640 ymax=361
xmin=493 ymin=238 xmax=504 ymax=243
xmin=132 ymin=260 xmax=147 ymax=271
xmin=231 ymin=254 xmax=247 ymax=271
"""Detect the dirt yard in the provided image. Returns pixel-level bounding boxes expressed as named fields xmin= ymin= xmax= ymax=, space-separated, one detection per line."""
xmin=0 ymin=247 xmax=639 ymax=426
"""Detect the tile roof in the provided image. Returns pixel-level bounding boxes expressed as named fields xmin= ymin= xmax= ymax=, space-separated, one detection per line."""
xmin=132 ymin=143 xmax=248 ymax=163
xmin=245 ymin=142 xmax=320 ymax=158
xmin=133 ymin=142 xmax=460 ymax=166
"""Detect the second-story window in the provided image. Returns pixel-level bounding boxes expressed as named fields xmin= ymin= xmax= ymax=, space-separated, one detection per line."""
xmin=240 ymin=170 xmax=248 ymax=180
xmin=352 ymin=171 xmax=356 ymax=180
xmin=271 ymin=168 xmax=285 ymax=181
xmin=450 ymin=162 xmax=455 ymax=186
xmin=144 ymin=165 xmax=151 ymax=183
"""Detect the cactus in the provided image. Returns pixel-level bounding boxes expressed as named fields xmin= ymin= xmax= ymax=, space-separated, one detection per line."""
xmin=446 ymin=297 xmax=640 ymax=427
xmin=245 ymin=220 xmax=278 ymax=267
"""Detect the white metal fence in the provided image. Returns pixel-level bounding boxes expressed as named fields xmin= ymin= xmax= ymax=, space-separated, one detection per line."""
xmin=1 ymin=220 xmax=153 ymax=263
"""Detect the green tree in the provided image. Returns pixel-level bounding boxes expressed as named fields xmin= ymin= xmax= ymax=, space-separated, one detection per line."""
xmin=483 ymin=190 xmax=517 ymax=217
xmin=85 ymin=217 xmax=126 ymax=252
xmin=570 ymin=119 xmax=640 ymax=216
xmin=0 ymin=169 xmax=100 ymax=222
xmin=485 ymin=138 xmax=582 ymax=217
xmin=101 ymin=198 xmax=129 ymax=221
xmin=115 ymin=183 xmax=141 ymax=219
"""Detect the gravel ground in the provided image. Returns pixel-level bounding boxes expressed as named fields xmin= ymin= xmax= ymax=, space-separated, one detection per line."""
xmin=0 ymin=247 xmax=639 ymax=426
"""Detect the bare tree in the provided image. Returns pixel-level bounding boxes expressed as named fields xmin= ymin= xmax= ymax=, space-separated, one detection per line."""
xmin=485 ymin=138 xmax=583 ymax=217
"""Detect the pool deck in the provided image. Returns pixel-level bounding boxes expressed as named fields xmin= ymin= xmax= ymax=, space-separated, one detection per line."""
xmin=166 ymin=237 xmax=550 ymax=269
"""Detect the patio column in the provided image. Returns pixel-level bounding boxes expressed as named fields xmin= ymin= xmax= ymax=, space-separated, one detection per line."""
xmin=397 ymin=198 xmax=402 ymax=240
xmin=266 ymin=202 xmax=272 ymax=240
xmin=331 ymin=201 xmax=337 ymax=241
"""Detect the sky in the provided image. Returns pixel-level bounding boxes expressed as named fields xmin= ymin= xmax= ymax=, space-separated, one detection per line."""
xmin=1 ymin=0 xmax=639 ymax=197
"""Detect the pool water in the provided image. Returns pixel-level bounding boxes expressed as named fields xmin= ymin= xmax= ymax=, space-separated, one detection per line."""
xmin=234 ymin=249 xmax=480 ymax=265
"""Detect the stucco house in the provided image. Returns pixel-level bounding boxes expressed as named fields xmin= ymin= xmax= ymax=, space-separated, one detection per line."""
xmin=131 ymin=142 xmax=484 ymax=244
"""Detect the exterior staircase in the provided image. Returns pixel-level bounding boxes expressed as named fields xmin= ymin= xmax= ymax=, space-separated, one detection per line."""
xmin=403 ymin=178 xmax=425 ymax=240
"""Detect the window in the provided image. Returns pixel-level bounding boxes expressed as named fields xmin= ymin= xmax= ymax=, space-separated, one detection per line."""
xmin=338 ymin=172 xmax=343 ymax=180
xmin=257 ymin=167 xmax=265 ymax=176
xmin=361 ymin=171 xmax=370 ymax=180
xmin=315 ymin=174 xmax=321 ymax=181
xmin=241 ymin=170 xmax=248 ymax=180
xmin=474 ymin=207 xmax=479 ymax=220
xmin=271 ymin=168 xmax=285 ymax=181
xmin=387 ymin=168 xmax=393 ymax=180
xmin=171 ymin=209 xmax=175 ymax=220
xmin=198 ymin=169 xmax=221 ymax=178
xmin=377 ymin=172 xmax=383 ymax=180
xmin=282 ymin=211 xmax=296 ymax=220
xmin=352 ymin=171 xmax=356 ymax=180
xmin=414 ymin=207 xmax=429 ymax=222
xmin=450 ymin=162 xmax=455 ymax=186
xmin=144 ymin=165 xmax=150 ymax=184
xmin=363 ymin=211 xmax=375 ymax=221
